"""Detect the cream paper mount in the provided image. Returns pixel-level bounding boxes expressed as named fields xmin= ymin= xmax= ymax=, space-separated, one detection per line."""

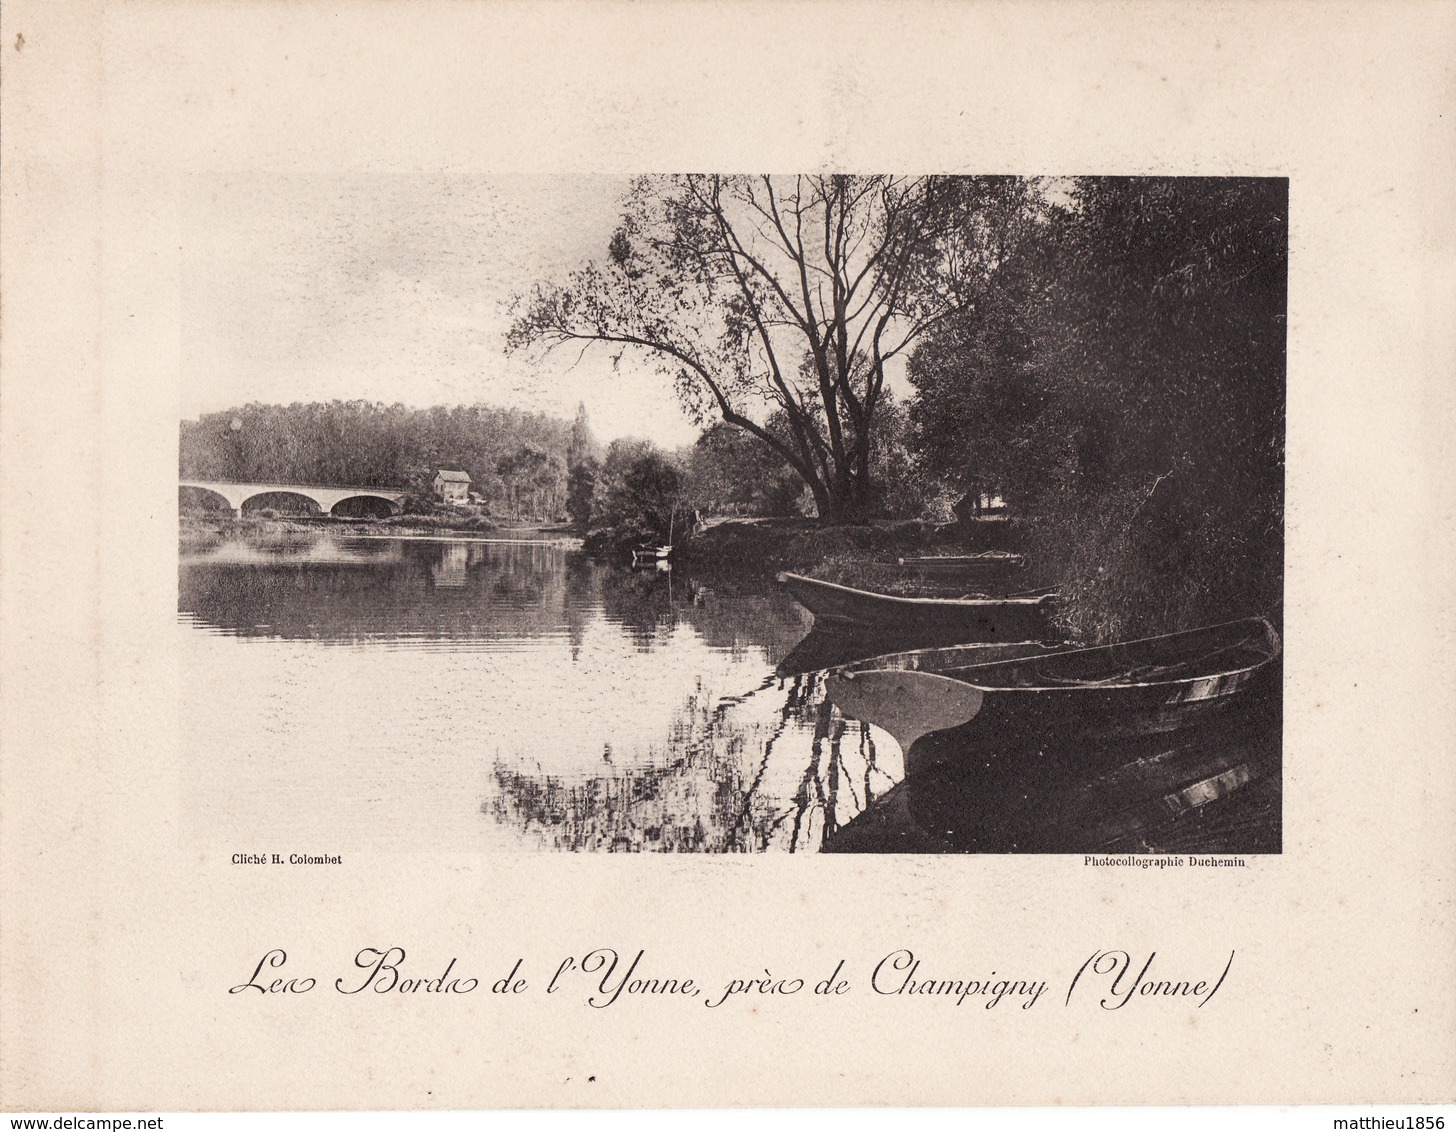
xmin=2 ymin=0 xmax=1454 ymax=1111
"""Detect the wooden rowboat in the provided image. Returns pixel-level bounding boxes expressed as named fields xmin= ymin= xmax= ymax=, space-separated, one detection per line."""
xmin=775 ymin=571 xmax=1054 ymax=644
xmin=897 ymin=553 xmax=1025 ymax=567
xmin=825 ymin=616 xmax=1280 ymax=755
xmin=896 ymin=552 xmax=1027 ymax=578
xmin=775 ymin=629 xmax=1066 ymax=678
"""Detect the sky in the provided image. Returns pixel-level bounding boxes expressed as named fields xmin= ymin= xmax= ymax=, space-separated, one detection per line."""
xmin=180 ymin=174 xmax=705 ymax=447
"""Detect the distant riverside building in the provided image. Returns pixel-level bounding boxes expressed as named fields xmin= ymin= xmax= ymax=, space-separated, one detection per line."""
xmin=434 ymin=469 xmax=472 ymax=505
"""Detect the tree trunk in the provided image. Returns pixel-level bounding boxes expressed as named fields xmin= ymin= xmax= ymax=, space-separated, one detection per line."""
xmin=808 ymin=479 xmax=836 ymax=524
xmin=813 ymin=459 xmax=868 ymax=526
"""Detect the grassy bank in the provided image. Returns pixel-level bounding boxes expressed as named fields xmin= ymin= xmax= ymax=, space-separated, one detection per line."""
xmin=678 ymin=513 xmax=1278 ymax=645
xmin=678 ymin=517 xmax=1029 ymax=592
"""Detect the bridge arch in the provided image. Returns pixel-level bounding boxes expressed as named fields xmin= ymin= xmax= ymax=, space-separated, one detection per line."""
xmin=179 ymin=484 xmax=237 ymax=513
xmin=237 ymin=489 xmax=325 ymax=516
xmin=180 ymin=480 xmax=408 ymax=518
xmin=328 ymin=493 xmax=402 ymax=518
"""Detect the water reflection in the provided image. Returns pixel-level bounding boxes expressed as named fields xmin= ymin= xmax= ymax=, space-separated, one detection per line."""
xmin=183 ymin=537 xmax=812 ymax=656
xmin=180 ymin=533 xmax=896 ymax=852
xmin=488 ymin=673 xmax=897 ymax=852
xmin=179 ymin=533 xmax=1277 ymax=854
xmin=184 ymin=537 xmax=601 ymax=648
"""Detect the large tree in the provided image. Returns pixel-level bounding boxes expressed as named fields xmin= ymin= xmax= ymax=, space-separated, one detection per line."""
xmin=508 ymin=175 xmax=1031 ymax=522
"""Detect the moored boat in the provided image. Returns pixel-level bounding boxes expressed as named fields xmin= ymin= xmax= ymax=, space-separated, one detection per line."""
xmin=825 ymin=616 xmax=1281 ymax=755
xmin=775 ymin=571 xmax=1054 ymax=644
xmin=898 ymin=553 xmax=1025 ymax=567
xmin=896 ymin=552 xmax=1027 ymax=581
xmin=631 ymin=544 xmax=672 ymax=566
xmin=775 ymin=628 xmax=1067 ymax=678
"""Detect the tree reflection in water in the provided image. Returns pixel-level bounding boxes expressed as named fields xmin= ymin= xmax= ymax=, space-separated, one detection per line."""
xmin=489 ymin=671 xmax=895 ymax=852
xmin=181 ymin=534 xmax=906 ymax=852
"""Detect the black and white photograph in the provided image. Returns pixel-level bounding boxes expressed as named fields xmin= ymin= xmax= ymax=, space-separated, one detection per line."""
xmin=6 ymin=0 xmax=1454 ymax=1117
xmin=177 ymin=173 xmax=1286 ymax=855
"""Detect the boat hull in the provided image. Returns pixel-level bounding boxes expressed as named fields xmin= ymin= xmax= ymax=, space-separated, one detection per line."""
xmin=824 ymin=668 xmax=1281 ymax=853
xmin=826 ymin=617 xmax=1280 ymax=760
xmin=776 ymin=630 xmax=1065 ymax=678
xmin=897 ymin=553 xmax=1027 ymax=586
xmin=776 ymin=571 xmax=1053 ymax=643
xmin=910 ymin=669 xmax=1262 ymax=769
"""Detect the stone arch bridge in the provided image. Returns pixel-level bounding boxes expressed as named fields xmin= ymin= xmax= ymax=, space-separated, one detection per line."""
xmin=180 ymin=479 xmax=408 ymax=517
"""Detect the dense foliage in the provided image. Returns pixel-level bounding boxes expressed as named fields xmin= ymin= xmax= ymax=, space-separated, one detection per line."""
xmin=685 ymin=422 xmax=805 ymax=518
xmin=909 ymin=177 xmax=1286 ymax=636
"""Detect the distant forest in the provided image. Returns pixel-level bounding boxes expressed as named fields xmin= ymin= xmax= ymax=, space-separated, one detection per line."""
xmin=179 ymin=399 xmax=812 ymax=524
xmin=180 ymin=401 xmax=596 ymax=519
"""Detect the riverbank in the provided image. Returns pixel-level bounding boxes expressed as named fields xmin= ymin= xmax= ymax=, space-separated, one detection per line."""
xmin=678 ymin=516 xmax=1029 ymax=592
xmin=179 ymin=510 xmax=1031 ymax=598
xmin=179 ymin=513 xmax=577 ymax=554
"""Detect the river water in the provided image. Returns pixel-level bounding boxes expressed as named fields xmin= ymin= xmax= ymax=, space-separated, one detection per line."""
xmin=179 ymin=533 xmax=902 ymax=853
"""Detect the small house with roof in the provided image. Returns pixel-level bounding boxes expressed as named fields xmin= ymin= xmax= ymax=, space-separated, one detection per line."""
xmin=433 ymin=469 xmax=472 ymax=505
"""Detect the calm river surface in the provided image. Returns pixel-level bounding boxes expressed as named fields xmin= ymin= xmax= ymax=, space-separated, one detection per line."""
xmin=180 ymin=533 xmax=903 ymax=852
